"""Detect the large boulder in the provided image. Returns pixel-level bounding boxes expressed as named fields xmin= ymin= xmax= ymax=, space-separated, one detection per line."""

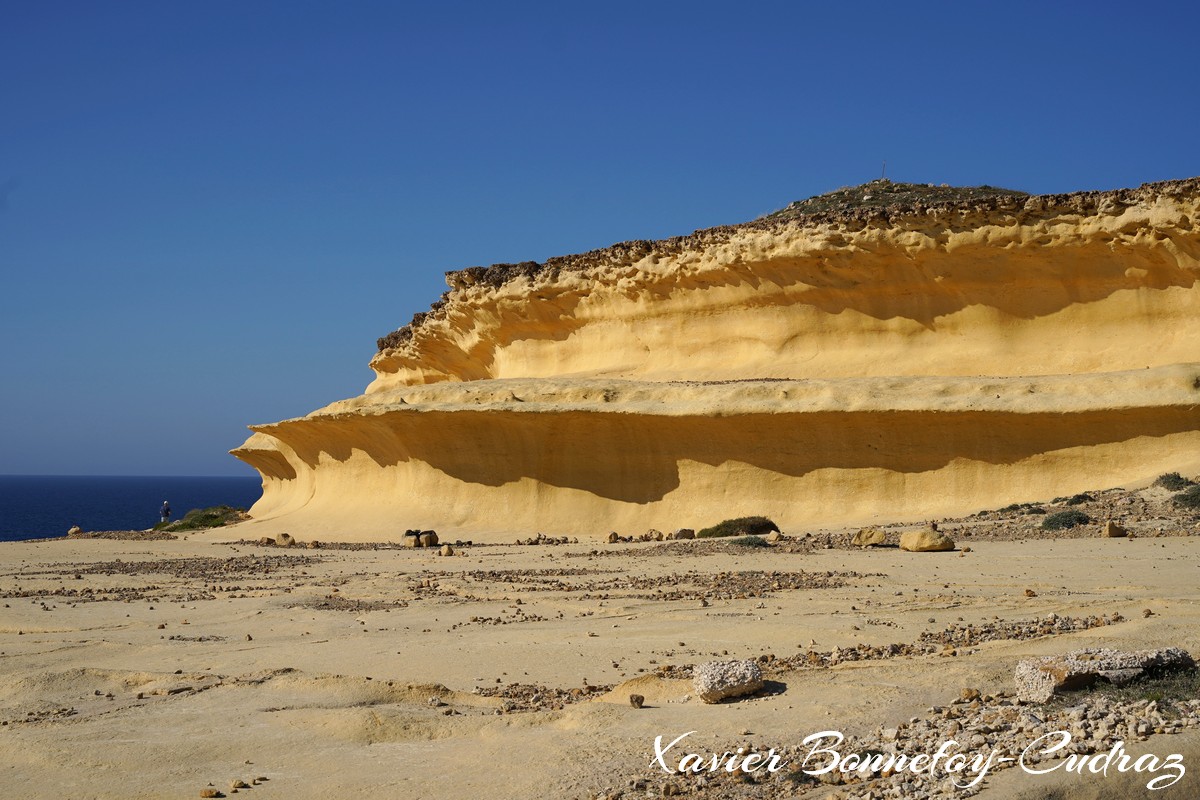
xmin=418 ymin=530 xmax=439 ymax=548
xmin=899 ymin=527 xmax=955 ymax=552
xmin=1015 ymin=647 xmax=1195 ymax=703
xmin=693 ymin=660 xmax=764 ymax=704
xmin=671 ymin=529 xmax=695 ymax=540
xmin=275 ymin=533 xmax=295 ymax=547
xmin=852 ymin=528 xmax=887 ymax=547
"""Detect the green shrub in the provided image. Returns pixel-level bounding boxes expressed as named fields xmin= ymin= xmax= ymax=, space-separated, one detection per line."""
xmin=1156 ymin=472 xmax=1195 ymax=491
xmin=1173 ymin=485 xmax=1200 ymax=510
xmin=1042 ymin=510 xmax=1090 ymax=530
xmin=1065 ymin=493 xmax=1094 ymax=506
xmin=998 ymin=502 xmax=1046 ymax=515
xmin=1048 ymin=666 xmax=1200 ymax=707
xmin=160 ymin=505 xmax=246 ymax=532
xmin=697 ymin=516 xmax=780 ymax=539
xmin=728 ymin=535 xmax=770 ymax=547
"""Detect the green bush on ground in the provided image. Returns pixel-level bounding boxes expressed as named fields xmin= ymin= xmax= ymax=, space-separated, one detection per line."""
xmin=1042 ymin=510 xmax=1090 ymax=531
xmin=1173 ymin=485 xmax=1200 ymax=510
xmin=696 ymin=516 xmax=780 ymax=539
xmin=155 ymin=505 xmax=246 ymax=532
xmin=1156 ymin=472 xmax=1195 ymax=491
xmin=728 ymin=535 xmax=770 ymax=547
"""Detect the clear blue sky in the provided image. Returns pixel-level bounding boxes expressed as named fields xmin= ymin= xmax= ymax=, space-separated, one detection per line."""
xmin=2 ymin=1 xmax=1197 ymax=477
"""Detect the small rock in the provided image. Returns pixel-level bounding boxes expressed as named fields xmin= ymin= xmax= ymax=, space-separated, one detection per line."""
xmin=960 ymin=688 xmax=981 ymax=702
xmin=67 ymin=525 xmax=82 ymax=536
xmin=1104 ymin=521 xmax=1129 ymax=538
xmin=629 ymin=694 xmax=645 ymax=709
xmin=231 ymin=780 xmax=249 ymax=790
xmin=852 ymin=528 xmax=887 ymax=547
xmin=1025 ymin=589 xmax=1038 ymax=597
xmin=440 ymin=544 xmax=454 ymax=557
xmin=275 ymin=533 xmax=294 ymax=547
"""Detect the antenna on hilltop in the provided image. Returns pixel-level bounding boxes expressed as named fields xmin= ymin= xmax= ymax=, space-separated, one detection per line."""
xmin=881 ymin=160 xmax=887 ymax=181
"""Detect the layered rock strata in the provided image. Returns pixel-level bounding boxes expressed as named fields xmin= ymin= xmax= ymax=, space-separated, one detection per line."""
xmin=233 ymin=178 xmax=1200 ymax=540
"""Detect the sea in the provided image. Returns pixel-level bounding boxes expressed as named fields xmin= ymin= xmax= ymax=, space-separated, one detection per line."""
xmin=0 ymin=475 xmax=263 ymax=542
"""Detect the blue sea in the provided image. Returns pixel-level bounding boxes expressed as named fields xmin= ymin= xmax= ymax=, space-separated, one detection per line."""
xmin=0 ymin=475 xmax=263 ymax=542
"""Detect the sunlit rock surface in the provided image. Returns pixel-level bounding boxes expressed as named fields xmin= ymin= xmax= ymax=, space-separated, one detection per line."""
xmin=233 ymin=178 xmax=1200 ymax=540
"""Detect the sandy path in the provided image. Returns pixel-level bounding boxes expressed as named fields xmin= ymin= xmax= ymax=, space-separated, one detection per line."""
xmin=2 ymin=534 xmax=1198 ymax=798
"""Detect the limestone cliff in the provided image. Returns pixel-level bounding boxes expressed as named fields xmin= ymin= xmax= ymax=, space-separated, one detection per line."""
xmin=233 ymin=178 xmax=1200 ymax=540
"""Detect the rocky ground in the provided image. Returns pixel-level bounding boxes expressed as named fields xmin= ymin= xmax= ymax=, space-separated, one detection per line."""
xmin=2 ymin=479 xmax=1198 ymax=799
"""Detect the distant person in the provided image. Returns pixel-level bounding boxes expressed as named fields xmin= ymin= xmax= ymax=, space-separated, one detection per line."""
xmin=161 ymin=501 xmax=171 ymax=524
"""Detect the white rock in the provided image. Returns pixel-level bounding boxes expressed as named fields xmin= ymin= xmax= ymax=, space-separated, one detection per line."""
xmin=693 ymin=660 xmax=764 ymax=704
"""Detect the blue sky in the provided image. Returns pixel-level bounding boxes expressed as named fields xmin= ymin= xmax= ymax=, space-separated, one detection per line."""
xmin=2 ymin=1 xmax=1197 ymax=476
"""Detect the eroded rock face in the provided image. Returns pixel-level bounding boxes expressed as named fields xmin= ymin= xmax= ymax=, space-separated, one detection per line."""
xmin=368 ymin=179 xmax=1200 ymax=388
xmin=1015 ymin=647 xmax=1195 ymax=703
xmin=233 ymin=178 xmax=1200 ymax=541
xmin=693 ymin=660 xmax=764 ymax=704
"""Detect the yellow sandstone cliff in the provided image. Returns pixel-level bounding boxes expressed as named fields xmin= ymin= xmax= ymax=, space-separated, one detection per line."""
xmin=233 ymin=178 xmax=1200 ymax=540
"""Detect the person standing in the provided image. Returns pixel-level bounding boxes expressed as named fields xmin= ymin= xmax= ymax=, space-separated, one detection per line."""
xmin=160 ymin=500 xmax=171 ymax=524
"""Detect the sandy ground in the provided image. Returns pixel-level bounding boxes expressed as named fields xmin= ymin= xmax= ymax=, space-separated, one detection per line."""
xmin=2 ymin=529 xmax=1198 ymax=799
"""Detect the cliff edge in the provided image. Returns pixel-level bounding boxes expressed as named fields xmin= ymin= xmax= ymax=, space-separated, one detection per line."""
xmin=232 ymin=178 xmax=1200 ymax=539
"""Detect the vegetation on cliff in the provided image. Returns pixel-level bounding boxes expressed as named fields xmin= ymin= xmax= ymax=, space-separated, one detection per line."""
xmin=759 ymin=179 xmax=1027 ymax=222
